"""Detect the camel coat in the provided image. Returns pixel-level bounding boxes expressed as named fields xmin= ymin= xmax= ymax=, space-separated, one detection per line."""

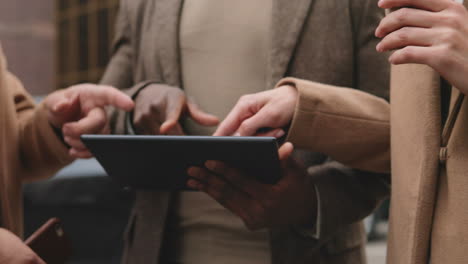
xmin=0 ymin=45 xmax=72 ymax=237
xmin=278 ymin=3 xmax=468 ymax=264
xmin=102 ymin=0 xmax=390 ymax=263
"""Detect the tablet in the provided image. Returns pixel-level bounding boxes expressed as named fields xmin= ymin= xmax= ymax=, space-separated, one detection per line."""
xmin=81 ymin=135 xmax=281 ymax=190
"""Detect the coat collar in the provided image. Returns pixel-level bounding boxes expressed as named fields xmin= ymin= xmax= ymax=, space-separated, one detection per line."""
xmin=155 ymin=0 xmax=314 ymax=89
xmin=267 ymin=0 xmax=314 ymax=89
xmin=153 ymin=0 xmax=184 ymax=87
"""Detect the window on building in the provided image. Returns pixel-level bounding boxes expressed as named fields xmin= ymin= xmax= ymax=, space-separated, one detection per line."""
xmin=56 ymin=0 xmax=119 ymax=89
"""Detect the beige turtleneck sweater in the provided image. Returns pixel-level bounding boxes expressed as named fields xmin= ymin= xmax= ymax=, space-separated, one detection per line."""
xmin=161 ymin=1 xmax=273 ymax=263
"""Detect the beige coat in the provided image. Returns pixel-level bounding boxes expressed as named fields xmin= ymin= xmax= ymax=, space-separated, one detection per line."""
xmin=102 ymin=0 xmax=390 ymax=263
xmin=280 ymin=3 xmax=468 ymax=263
xmin=0 ymin=45 xmax=72 ymax=237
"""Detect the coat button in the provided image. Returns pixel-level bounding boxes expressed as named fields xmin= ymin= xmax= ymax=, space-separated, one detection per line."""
xmin=439 ymin=147 xmax=448 ymax=164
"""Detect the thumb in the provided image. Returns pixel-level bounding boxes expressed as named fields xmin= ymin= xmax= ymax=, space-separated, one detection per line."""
xmin=187 ymin=100 xmax=219 ymax=126
xmin=278 ymin=142 xmax=294 ymax=163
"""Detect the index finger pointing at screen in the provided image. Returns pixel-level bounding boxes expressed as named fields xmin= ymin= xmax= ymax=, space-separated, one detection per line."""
xmin=213 ymin=100 xmax=255 ymax=136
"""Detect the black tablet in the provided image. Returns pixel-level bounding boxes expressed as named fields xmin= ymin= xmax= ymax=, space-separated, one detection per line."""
xmin=81 ymin=135 xmax=281 ymax=190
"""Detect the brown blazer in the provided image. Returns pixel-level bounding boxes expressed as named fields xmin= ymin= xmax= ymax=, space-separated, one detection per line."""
xmin=102 ymin=0 xmax=390 ymax=263
xmin=0 ymin=45 xmax=72 ymax=237
xmin=280 ymin=2 xmax=468 ymax=264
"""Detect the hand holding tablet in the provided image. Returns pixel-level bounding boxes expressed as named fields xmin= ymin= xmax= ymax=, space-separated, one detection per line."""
xmin=186 ymin=142 xmax=318 ymax=230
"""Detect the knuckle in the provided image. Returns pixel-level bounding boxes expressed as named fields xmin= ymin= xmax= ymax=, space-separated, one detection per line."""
xmin=239 ymin=94 xmax=251 ymax=102
xmin=239 ymin=94 xmax=255 ymax=107
xmin=396 ymin=28 xmax=410 ymax=43
xmin=436 ymin=46 xmax=453 ymax=67
xmin=395 ymin=8 xmax=409 ymax=24
xmin=443 ymin=28 xmax=460 ymax=47
xmin=398 ymin=47 xmax=415 ymax=61
xmin=149 ymin=102 xmax=164 ymax=112
xmin=450 ymin=2 xmax=466 ymax=15
xmin=239 ymin=121 xmax=253 ymax=134
xmin=445 ymin=13 xmax=462 ymax=30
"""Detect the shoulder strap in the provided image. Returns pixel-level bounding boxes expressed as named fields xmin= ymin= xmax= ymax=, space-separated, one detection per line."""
xmin=441 ymin=93 xmax=465 ymax=148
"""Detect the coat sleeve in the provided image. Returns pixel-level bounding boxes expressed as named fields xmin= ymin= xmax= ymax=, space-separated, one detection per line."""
xmin=281 ymin=0 xmax=391 ymax=174
xmin=7 ymin=72 xmax=73 ymax=182
xmin=281 ymin=0 xmax=391 ymax=247
xmin=100 ymin=0 xmax=159 ymax=134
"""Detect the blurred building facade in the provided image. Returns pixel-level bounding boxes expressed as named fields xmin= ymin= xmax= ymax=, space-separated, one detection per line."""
xmin=0 ymin=0 xmax=55 ymax=95
xmin=56 ymin=0 xmax=119 ymax=89
xmin=0 ymin=0 xmax=119 ymax=96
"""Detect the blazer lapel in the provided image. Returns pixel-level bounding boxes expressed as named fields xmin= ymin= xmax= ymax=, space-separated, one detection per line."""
xmin=153 ymin=0 xmax=184 ymax=87
xmin=267 ymin=0 xmax=314 ymax=89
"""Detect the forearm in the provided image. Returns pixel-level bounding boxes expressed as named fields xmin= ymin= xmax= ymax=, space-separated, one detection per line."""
xmin=279 ymin=78 xmax=391 ymax=173
xmin=7 ymin=72 xmax=73 ymax=182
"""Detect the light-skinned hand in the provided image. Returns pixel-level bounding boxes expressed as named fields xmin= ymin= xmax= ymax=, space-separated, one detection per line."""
xmin=45 ymin=84 xmax=134 ymax=158
xmin=213 ymin=85 xmax=297 ymax=138
xmin=376 ymin=0 xmax=468 ymax=94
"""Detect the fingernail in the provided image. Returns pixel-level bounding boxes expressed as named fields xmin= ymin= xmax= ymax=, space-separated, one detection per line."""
xmin=376 ymin=43 xmax=383 ymax=52
xmin=275 ymin=130 xmax=285 ymax=138
xmin=375 ymin=29 xmax=381 ymax=38
xmin=205 ymin=161 xmax=216 ymax=170
xmin=233 ymin=132 xmax=241 ymax=137
xmin=187 ymin=167 xmax=198 ymax=177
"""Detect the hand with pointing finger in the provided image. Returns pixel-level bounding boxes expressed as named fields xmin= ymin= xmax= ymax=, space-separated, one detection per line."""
xmin=44 ymin=83 xmax=135 ymax=159
xmin=133 ymin=84 xmax=219 ymax=135
xmin=213 ymin=85 xmax=297 ymax=137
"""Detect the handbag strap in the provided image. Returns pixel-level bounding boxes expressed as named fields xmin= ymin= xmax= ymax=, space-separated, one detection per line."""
xmin=441 ymin=93 xmax=465 ymax=148
xmin=439 ymin=78 xmax=465 ymax=164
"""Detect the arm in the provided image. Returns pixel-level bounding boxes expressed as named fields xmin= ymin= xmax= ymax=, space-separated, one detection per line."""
xmin=286 ymin=0 xmax=391 ymax=173
xmin=215 ymin=0 xmax=391 ymax=172
xmin=101 ymin=0 xmax=218 ymax=135
xmin=100 ymin=0 xmax=145 ymax=135
xmin=294 ymin=0 xmax=391 ymax=243
xmin=280 ymin=78 xmax=390 ymax=173
xmin=8 ymin=72 xmax=73 ymax=182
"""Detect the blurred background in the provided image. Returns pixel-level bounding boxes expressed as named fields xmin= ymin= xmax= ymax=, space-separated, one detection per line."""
xmin=0 ymin=0 xmax=389 ymax=263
